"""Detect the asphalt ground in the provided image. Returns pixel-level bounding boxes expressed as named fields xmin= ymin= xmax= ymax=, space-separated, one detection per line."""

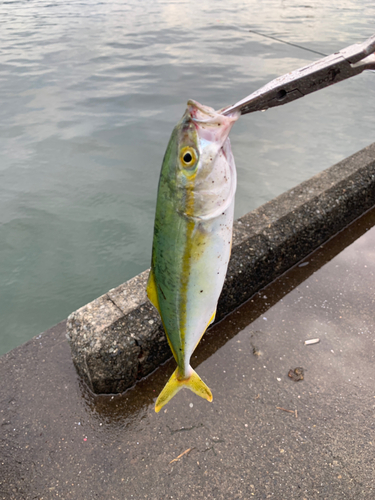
xmin=1 ymin=206 xmax=375 ymax=500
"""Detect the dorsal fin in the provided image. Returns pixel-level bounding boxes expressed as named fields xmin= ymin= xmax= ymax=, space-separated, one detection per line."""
xmin=146 ymin=268 xmax=161 ymax=315
xmin=147 ymin=269 xmax=178 ymax=362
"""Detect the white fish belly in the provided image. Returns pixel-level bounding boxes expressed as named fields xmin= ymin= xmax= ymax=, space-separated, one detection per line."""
xmin=183 ymin=200 xmax=234 ymax=369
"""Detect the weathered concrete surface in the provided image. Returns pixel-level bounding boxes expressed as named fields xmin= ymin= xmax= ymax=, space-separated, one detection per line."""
xmin=1 ymin=206 xmax=375 ymax=499
xmin=67 ymin=143 xmax=375 ymax=394
xmin=66 ymin=273 xmax=169 ymax=394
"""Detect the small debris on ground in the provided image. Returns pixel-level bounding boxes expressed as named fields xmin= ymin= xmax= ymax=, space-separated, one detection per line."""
xmin=276 ymin=407 xmax=298 ymax=418
xmin=169 ymin=448 xmax=192 ymax=464
xmin=304 ymin=338 xmax=320 ymax=345
xmin=251 ymin=343 xmax=261 ymax=356
xmin=288 ymin=367 xmax=304 ymax=381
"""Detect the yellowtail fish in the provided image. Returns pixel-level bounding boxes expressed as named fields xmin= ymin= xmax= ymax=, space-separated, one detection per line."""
xmin=147 ymin=100 xmax=240 ymax=412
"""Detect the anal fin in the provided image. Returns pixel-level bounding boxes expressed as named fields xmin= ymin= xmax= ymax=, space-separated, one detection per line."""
xmin=208 ymin=309 xmax=216 ymax=327
xmin=192 ymin=309 xmax=216 ymax=351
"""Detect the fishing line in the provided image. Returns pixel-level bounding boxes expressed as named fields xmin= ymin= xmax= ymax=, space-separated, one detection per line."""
xmin=248 ymin=29 xmax=327 ymax=57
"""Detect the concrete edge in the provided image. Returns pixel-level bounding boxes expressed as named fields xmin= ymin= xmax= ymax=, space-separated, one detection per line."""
xmin=66 ymin=143 xmax=375 ymax=394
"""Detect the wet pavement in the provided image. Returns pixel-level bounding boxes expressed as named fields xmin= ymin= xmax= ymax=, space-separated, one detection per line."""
xmin=1 ymin=207 xmax=375 ymax=500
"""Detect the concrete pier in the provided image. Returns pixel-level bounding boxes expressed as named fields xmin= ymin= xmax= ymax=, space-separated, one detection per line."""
xmin=67 ymin=143 xmax=375 ymax=394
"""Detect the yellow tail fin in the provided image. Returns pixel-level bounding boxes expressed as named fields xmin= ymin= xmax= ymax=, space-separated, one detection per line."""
xmin=155 ymin=367 xmax=213 ymax=413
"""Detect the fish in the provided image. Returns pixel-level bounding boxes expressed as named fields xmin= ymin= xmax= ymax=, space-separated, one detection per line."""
xmin=147 ymin=100 xmax=240 ymax=412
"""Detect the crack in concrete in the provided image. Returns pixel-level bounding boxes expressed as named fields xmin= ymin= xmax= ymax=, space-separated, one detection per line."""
xmin=105 ymin=294 xmax=124 ymax=316
xmin=167 ymin=423 xmax=204 ymax=435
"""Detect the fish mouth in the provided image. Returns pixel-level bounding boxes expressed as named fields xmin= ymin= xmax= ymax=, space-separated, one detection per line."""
xmin=186 ymin=100 xmax=218 ymax=122
xmin=186 ymin=99 xmax=240 ymax=145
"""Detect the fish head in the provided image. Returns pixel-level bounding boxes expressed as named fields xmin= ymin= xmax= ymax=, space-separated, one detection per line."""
xmin=173 ymin=100 xmax=240 ymax=220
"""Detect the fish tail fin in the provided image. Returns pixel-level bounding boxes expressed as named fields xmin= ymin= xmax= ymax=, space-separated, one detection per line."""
xmin=155 ymin=366 xmax=213 ymax=413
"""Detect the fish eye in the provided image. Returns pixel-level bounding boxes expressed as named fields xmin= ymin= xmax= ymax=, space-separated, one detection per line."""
xmin=180 ymin=146 xmax=198 ymax=170
xmin=183 ymin=152 xmax=192 ymax=163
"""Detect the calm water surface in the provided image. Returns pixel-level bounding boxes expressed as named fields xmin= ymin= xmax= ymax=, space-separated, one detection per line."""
xmin=1 ymin=0 xmax=374 ymax=354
